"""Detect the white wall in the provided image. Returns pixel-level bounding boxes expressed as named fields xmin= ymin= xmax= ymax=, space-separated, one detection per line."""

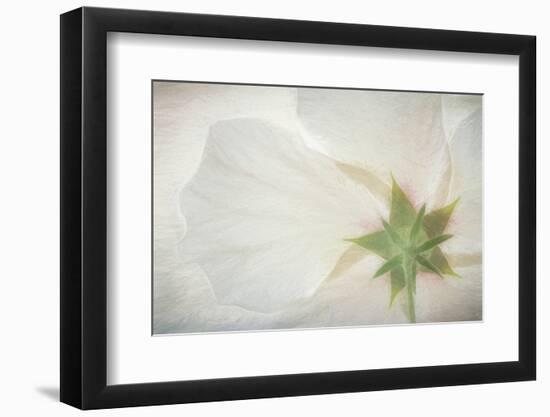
xmin=0 ymin=0 xmax=545 ymax=415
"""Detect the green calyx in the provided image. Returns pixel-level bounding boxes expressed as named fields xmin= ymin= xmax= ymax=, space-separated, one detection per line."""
xmin=346 ymin=178 xmax=459 ymax=323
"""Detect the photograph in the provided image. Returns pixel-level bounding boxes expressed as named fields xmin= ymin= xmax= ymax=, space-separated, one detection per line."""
xmin=152 ymin=81 xmax=483 ymax=334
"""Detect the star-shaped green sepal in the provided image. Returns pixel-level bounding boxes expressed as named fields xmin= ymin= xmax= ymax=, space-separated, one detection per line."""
xmin=346 ymin=178 xmax=459 ymax=323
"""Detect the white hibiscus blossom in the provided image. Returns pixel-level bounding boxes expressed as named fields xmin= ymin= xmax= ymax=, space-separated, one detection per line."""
xmin=153 ymin=83 xmax=482 ymax=333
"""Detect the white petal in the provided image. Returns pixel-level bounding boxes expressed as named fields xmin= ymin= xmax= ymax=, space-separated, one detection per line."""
xmin=180 ymin=118 xmax=380 ymax=312
xmin=156 ymin=244 xmax=480 ymax=333
xmin=442 ymin=94 xmax=482 ymax=141
xmin=415 ymin=264 xmax=482 ymax=322
xmin=277 ymin=256 xmax=409 ymax=327
xmin=297 ymin=89 xmax=451 ymax=208
xmin=155 ymin=82 xmax=298 ymax=139
xmin=445 ymin=109 xmax=483 ymax=255
xmin=154 ymin=83 xmax=300 ymax=245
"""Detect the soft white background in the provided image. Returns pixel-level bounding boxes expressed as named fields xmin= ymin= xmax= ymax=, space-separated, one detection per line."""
xmin=0 ymin=0 xmax=545 ymax=416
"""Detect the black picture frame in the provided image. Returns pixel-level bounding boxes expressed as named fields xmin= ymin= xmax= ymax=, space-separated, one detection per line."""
xmin=60 ymin=6 xmax=536 ymax=410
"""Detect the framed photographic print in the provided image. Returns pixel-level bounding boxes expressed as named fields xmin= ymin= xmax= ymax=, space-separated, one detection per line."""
xmin=60 ymin=6 xmax=536 ymax=409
